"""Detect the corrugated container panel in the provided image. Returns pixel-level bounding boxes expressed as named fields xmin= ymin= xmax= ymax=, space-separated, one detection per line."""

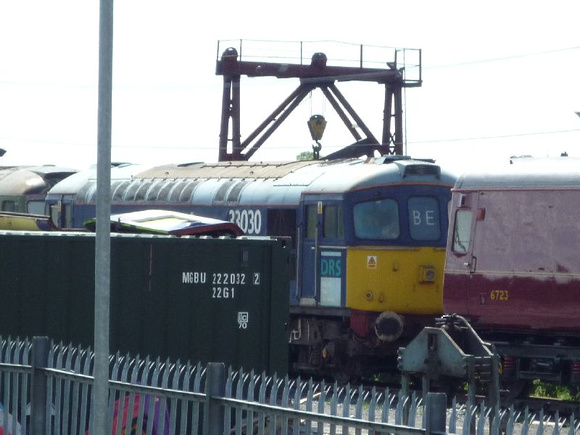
xmin=0 ymin=231 xmax=290 ymax=375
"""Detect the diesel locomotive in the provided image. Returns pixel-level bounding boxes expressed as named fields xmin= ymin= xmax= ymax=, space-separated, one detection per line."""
xmin=45 ymin=155 xmax=456 ymax=380
xmin=12 ymin=155 xmax=580 ymax=392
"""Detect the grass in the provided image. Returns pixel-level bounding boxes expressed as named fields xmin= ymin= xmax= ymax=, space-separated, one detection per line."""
xmin=531 ymin=380 xmax=580 ymax=401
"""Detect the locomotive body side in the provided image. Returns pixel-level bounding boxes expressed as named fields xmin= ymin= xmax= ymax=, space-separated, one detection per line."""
xmin=46 ymin=157 xmax=456 ymax=380
xmin=444 ymin=157 xmax=580 ymax=385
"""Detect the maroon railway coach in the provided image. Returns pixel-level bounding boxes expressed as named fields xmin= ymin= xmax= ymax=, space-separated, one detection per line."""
xmin=444 ymin=156 xmax=580 ymax=387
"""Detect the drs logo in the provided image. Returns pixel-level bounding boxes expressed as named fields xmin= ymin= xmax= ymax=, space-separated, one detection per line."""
xmin=320 ymin=258 xmax=342 ymax=277
xmin=228 ymin=209 xmax=262 ymax=235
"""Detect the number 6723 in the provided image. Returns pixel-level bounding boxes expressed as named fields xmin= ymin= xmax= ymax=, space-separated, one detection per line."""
xmin=490 ymin=290 xmax=509 ymax=301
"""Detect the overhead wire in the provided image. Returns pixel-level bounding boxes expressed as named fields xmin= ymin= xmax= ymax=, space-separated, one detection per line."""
xmin=1 ymin=45 xmax=578 ymax=156
xmin=409 ymin=128 xmax=580 ymax=145
xmin=413 ymin=46 xmax=580 ymax=146
xmin=426 ymin=46 xmax=580 ymax=69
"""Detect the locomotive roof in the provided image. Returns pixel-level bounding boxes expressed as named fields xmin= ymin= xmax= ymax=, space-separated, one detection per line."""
xmin=47 ymin=163 xmax=150 ymax=194
xmin=0 ymin=165 xmax=77 ymax=178
xmin=138 ymin=160 xmax=317 ymax=180
xmin=47 ymin=158 xmax=456 ymax=205
xmin=0 ymin=165 xmax=78 ymax=195
xmin=137 ymin=157 xmax=454 ymax=187
xmin=454 ymin=157 xmax=580 ymax=190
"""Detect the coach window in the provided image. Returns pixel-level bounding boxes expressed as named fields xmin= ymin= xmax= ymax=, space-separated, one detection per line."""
xmin=27 ymin=200 xmax=45 ymax=215
xmin=354 ymin=199 xmax=399 ymax=240
xmin=452 ymin=209 xmax=473 ymax=253
xmin=323 ymin=205 xmax=344 ymax=239
xmin=408 ymin=197 xmax=441 ymax=241
xmin=1 ymin=200 xmax=16 ymax=212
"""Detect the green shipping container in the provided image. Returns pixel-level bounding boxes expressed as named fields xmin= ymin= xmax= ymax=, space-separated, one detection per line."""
xmin=0 ymin=231 xmax=290 ymax=375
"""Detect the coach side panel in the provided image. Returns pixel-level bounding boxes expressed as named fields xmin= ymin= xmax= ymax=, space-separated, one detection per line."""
xmin=445 ymin=188 xmax=580 ymax=331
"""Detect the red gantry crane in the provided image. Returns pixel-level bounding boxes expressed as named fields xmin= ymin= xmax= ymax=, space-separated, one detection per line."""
xmin=215 ymin=40 xmax=422 ymax=161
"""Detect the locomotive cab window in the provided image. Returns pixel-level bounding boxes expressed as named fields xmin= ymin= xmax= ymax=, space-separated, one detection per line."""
xmin=305 ymin=205 xmax=318 ymax=239
xmin=323 ymin=205 xmax=344 ymax=239
xmin=408 ymin=197 xmax=441 ymax=241
xmin=354 ymin=199 xmax=399 ymax=240
xmin=305 ymin=204 xmax=344 ymax=239
xmin=452 ymin=209 xmax=473 ymax=253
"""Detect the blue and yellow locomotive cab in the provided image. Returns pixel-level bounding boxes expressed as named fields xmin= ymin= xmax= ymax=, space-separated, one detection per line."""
xmin=289 ymin=156 xmax=455 ymax=379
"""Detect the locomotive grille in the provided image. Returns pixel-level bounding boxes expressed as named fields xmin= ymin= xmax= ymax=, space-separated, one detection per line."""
xmin=404 ymin=164 xmax=441 ymax=178
xmin=215 ymin=180 xmax=238 ymax=202
xmin=227 ymin=180 xmax=249 ymax=202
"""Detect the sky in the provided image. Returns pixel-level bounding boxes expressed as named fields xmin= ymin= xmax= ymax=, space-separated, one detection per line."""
xmin=0 ymin=0 xmax=579 ymax=176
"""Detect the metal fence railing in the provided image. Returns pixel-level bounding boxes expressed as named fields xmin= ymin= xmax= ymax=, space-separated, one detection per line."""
xmin=1 ymin=336 xmax=579 ymax=434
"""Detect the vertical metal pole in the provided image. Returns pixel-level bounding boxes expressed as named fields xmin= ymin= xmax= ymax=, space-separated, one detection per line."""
xmin=421 ymin=373 xmax=430 ymax=398
xmin=393 ymin=85 xmax=404 ymax=155
xmin=313 ymin=203 xmax=321 ymax=300
xmin=204 ymin=363 xmax=225 ymax=435
xmin=31 ymin=336 xmax=49 ymax=435
xmin=93 ymin=0 xmax=114 ymax=434
xmin=231 ymin=75 xmax=241 ymax=160
xmin=218 ymin=76 xmax=231 ymax=161
xmin=400 ymin=372 xmax=410 ymax=398
xmin=489 ymin=353 xmax=501 ymax=430
xmin=382 ymin=86 xmax=393 ymax=149
xmin=489 ymin=353 xmax=500 ymax=409
xmin=294 ymin=225 xmax=302 ymax=300
xmin=424 ymin=392 xmax=446 ymax=435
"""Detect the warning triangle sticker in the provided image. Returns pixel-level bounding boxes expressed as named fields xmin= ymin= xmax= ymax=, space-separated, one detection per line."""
xmin=367 ymin=255 xmax=377 ymax=269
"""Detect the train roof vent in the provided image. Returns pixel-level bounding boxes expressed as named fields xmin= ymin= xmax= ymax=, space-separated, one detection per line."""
xmin=402 ymin=163 xmax=441 ymax=178
xmin=78 ymin=181 xmax=97 ymax=203
xmin=227 ymin=180 xmax=249 ymax=202
xmin=178 ymin=180 xmax=202 ymax=202
xmin=214 ymin=180 xmax=238 ymax=203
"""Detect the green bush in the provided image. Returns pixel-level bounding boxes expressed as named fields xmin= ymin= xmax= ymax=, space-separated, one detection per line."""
xmin=531 ymin=380 xmax=580 ymax=401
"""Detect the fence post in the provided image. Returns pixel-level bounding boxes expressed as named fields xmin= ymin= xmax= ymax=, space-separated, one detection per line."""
xmin=424 ymin=392 xmax=446 ymax=435
xmin=204 ymin=362 xmax=225 ymax=435
xmin=31 ymin=336 xmax=49 ymax=434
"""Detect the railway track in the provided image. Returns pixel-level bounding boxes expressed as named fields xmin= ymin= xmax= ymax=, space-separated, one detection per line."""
xmin=349 ymin=378 xmax=580 ymax=418
xmin=512 ymin=395 xmax=580 ymax=417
